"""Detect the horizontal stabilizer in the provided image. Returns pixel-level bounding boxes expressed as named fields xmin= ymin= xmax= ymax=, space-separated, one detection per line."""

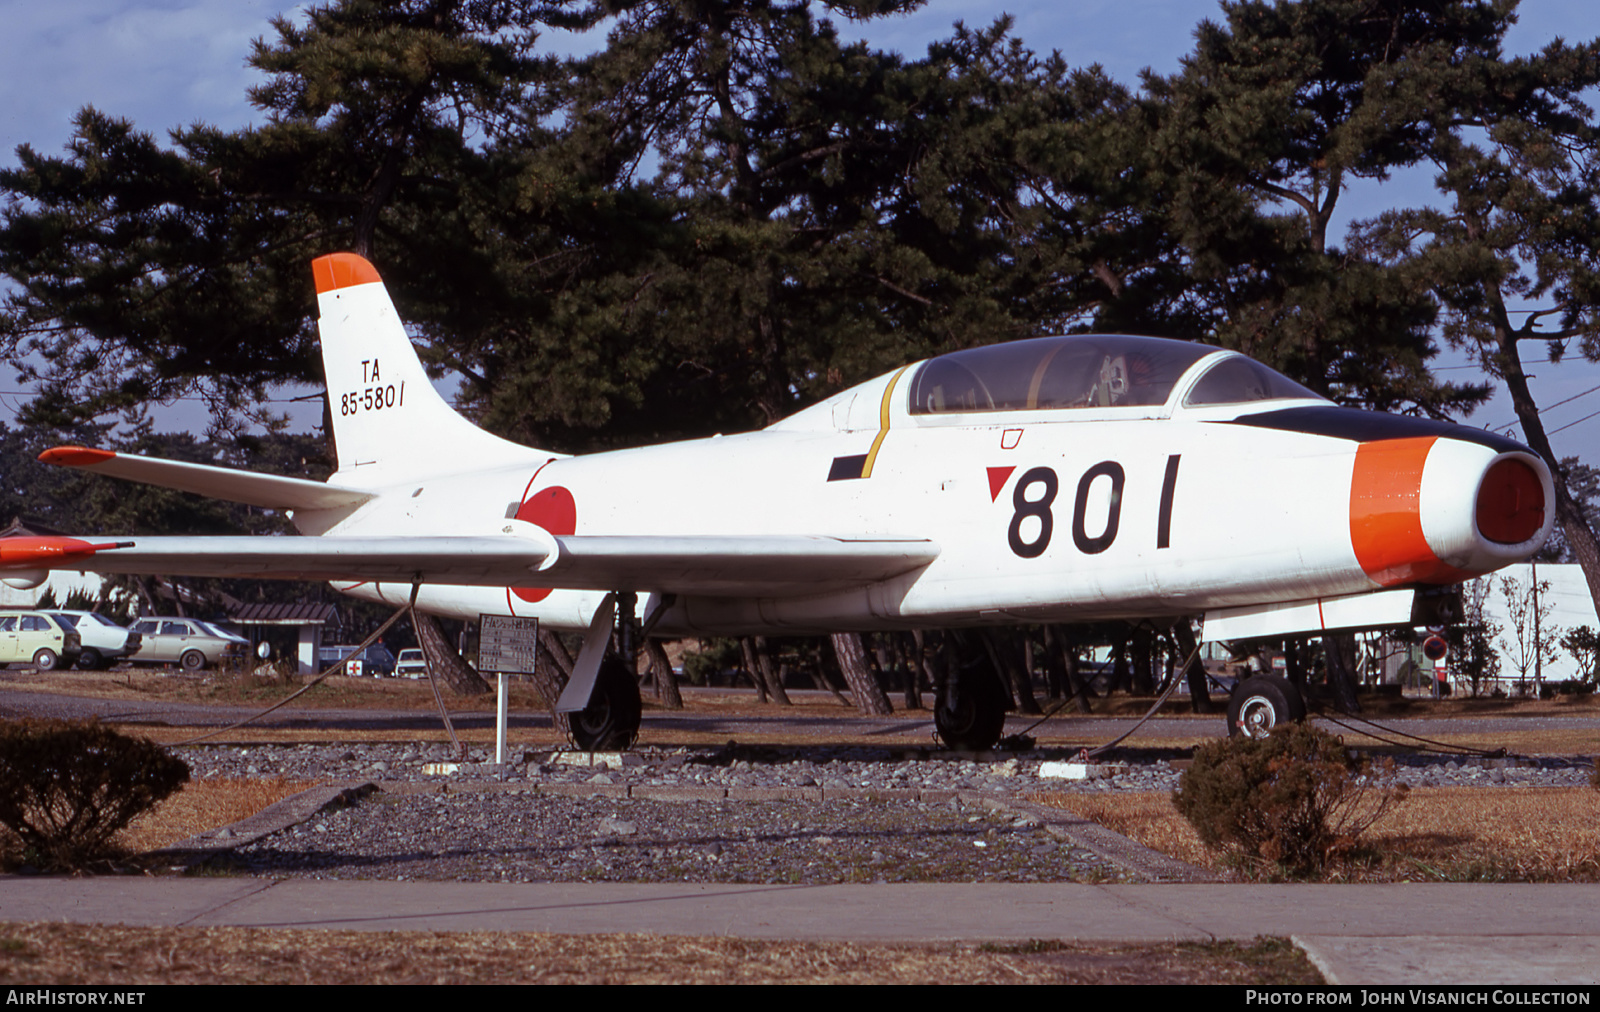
xmin=38 ymin=446 xmax=372 ymax=511
xmin=0 ymin=533 xmax=938 ymax=597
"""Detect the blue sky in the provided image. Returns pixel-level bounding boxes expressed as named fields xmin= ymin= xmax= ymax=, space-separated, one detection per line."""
xmin=2 ymin=0 xmax=1599 ymax=456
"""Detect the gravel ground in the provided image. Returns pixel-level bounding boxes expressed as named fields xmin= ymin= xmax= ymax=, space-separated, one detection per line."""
xmin=177 ymin=740 xmax=1597 ymax=791
xmin=214 ymin=790 xmax=1137 ymax=884
xmin=176 ymin=741 xmax=1596 ymax=886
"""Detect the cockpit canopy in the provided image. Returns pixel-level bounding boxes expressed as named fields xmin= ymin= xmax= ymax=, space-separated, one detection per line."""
xmin=907 ymin=334 xmax=1321 ymax=415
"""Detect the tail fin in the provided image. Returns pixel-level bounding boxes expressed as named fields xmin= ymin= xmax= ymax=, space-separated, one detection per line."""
xmin=313 ymin=253 xmax=550 ymax=486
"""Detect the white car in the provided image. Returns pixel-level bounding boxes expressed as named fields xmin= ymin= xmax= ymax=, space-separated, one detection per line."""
xmin=394 ymin=648 xmax=428 ymax=679
xmin=47 ymin=611 xmax=142 ymax=670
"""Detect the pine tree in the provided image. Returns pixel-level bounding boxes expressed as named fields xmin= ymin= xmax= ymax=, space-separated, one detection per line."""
xmin=1355 ymin=21 xmax=1600 ymax=624
xmin=1131 ymin=0 xmax=1507 ymax=414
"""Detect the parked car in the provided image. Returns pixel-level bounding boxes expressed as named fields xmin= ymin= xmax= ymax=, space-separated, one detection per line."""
xmin=128 ymin=617 xmax=249 ymax=671
xmin=394 ymin=648 xmax=427 ymax=679
xmin=318 ymin=643 xmax=398 ymax=677
xmin=0 ymin=611 xmax=82 ymax=670
xmin=47 ymin=611 xmax=142 ymax=670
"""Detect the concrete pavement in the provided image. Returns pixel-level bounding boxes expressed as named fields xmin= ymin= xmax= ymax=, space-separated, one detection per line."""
xmin=3 ymin=877 xmax=1598 ymax=984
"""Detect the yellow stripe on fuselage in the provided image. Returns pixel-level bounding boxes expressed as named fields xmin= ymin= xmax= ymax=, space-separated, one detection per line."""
xmin=861 ymin=365 xmax=912 ymax=479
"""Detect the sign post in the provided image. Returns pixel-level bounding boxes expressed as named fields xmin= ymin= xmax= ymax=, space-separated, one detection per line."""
xmin=477 ymin=615 xmax=540 ymax=766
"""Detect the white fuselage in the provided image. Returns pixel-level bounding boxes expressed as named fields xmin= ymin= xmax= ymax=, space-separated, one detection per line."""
xmin=302 ymin=362 xmax=1543 ymax=637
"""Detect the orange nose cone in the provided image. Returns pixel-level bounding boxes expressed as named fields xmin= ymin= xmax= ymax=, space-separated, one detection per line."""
xmin=1476 ymin=458 xmax=1546 ymax=545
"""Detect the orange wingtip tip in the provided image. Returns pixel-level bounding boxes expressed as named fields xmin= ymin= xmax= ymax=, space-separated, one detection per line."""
xmin=38 ymin=446 xmax=115 ymax=466
xmin=312 ymin=253 xmax=382 ymax=294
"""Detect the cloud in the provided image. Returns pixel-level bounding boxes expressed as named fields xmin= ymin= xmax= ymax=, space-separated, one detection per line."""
xmin=0 ymin=0 xmax=289 ymax=160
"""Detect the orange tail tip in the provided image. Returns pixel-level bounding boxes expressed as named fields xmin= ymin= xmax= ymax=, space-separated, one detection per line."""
xmin=312 ymin=253 xmax=382 ymax=294
xmin=37 ymin=446 xmax=116 ymax=466
xmin=0 ymin=537 xmax=131 ymax=568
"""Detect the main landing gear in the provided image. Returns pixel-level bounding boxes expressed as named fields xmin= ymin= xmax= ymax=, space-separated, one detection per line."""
xmin=935 ymin=669 xmax=1008 ymax=751
xmin=571 ymin=656 xmax=642 ymax=751
xmin=556 ymin=591 xmax=648 ymax=751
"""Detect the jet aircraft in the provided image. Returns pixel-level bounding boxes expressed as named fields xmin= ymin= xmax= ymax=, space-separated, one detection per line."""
xmin=3 ymin=253 xmax=1554 ymax=748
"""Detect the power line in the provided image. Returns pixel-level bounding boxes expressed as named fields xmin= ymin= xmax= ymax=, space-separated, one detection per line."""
xmin=1490 ymin=381 xmax=1600 ymax=434
xmin=1548 ymin=405 xmax=1600 ymax=436
xmin=1432 ymin=356 xmax=1564 ymax=371
xmin=0 ymin=390 xmax=315 ymax=404
xmin=1539 ymin=381 xmax=1600 ymax=413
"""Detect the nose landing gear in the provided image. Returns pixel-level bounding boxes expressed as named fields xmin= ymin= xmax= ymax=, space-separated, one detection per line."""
xmin=1226 ymin=673 xmax=1306 ymax=738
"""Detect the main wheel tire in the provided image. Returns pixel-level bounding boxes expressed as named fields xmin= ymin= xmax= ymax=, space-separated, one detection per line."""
xmin=934 ymin=673 xmax=1007 ymax=751
xmin=76 ymin=648 xmax=104 ymax=671
xmin=32 ymin=649 xmax=59 ymax=672
xmin=180 ymin=649 xmax=207 ymax=672
xmin=571 ymin=657 xmax=642 ymax=751
xmin=1227 ymin=674 xmax=1306 ymax=738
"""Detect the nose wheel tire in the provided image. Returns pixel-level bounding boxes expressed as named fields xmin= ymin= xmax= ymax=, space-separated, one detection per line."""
xmin=934 ymin=675 xmax=1007 ymax=751
xmin=1227 ymin=674 xmax=1306 ymax=738
xmin=571 ymin=657 xmax=642 ymax=751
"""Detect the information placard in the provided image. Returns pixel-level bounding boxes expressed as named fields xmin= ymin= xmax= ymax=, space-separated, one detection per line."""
xmin=477 ymin=614 xmax=540 ymax=675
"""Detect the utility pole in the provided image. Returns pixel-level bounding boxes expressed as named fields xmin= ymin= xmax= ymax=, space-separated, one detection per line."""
xmin=1532 ymin=559 xmax=1542 ymax=693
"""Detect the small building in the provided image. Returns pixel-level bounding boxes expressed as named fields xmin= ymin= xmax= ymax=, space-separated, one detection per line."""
xmin=228 ymin=602 xmax=342 ymax=676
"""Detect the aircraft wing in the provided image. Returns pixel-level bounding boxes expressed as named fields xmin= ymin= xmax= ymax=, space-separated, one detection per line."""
xmin=541 ymin=535 xmax=938 ymax=595
xmin=0 ymin=534 xmax=938 ymax=596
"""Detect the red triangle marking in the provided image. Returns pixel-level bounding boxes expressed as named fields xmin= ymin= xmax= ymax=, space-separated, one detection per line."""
xmin=986 ymin=466 xmax=1016 ymax=502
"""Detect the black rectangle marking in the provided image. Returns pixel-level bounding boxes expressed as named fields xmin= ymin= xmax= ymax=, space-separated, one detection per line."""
xmin=828 ymin=454 xmax=869 ymax=481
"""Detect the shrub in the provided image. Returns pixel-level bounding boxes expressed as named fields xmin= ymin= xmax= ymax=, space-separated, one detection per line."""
xmin=1172 ymin=723 xmax=1406 ymax=878
xmin=0 ymin=719 xmax=189 ymax=871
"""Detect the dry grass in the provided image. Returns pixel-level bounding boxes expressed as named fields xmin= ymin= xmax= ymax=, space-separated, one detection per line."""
xmin=1369 ymin=787 xmax=1600 ymax=881
xmin=1316 ymin=725 xmax=1600 ymax=754
xmin=0 ymin=777 xmax=319 ymax=870
xmin=1032 ymin=786 xmax=1600 ymax=881
xmin=0 ymin=668 xmax=545 ymax=711
xmin=116 ymin=778 xmax=322 ymax=853
xmin=0 ymin=775 xmax=315 ymax=871
xmin=1037 ymin=791 xmax=1215 ymax=866
xmin=0 ymin=923 xmax=1319 ymax=985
